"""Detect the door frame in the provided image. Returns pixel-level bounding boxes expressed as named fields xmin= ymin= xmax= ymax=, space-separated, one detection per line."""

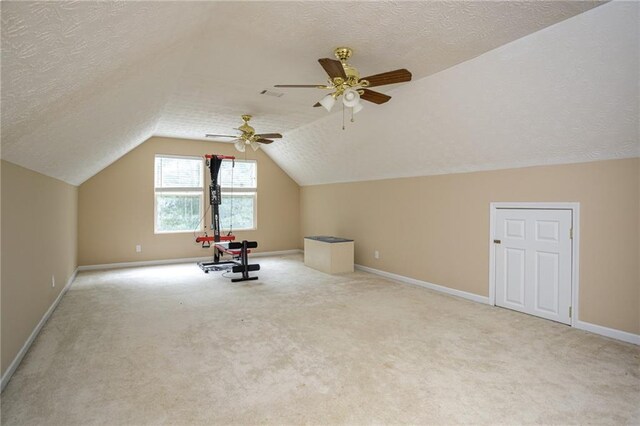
xmin=488 ymin=202 xmax=580 ymax=327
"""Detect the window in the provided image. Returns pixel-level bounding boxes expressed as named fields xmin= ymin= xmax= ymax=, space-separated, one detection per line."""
xmin=218 ymin=159 xmax=257 ymax=231
xmin=154 ymin=155 xmax=203 ymax=233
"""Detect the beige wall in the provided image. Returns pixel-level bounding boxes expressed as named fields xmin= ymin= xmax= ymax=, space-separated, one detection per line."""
xmin=301 ymin=158 xmax=640 ymax=335
xmin=1 ymin=160 xmax=78 ymax=376
xmin=78 ymin=137 xmax=300 ymax=266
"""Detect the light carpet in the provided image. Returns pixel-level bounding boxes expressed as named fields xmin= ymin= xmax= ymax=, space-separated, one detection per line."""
xmin=1 ymin=254 xmax=638 ymax=425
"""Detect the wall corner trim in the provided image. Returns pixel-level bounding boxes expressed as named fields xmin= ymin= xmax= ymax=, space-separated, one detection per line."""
xmin=77 ymin=249 xmax=303 ymax=271
xmin=1 ymin=268 xmax=79 ymax=392
xmin=354 ymin=264 xmax=491 ymax=305
xmin=574 ymin=320 xmax=640 ymax=345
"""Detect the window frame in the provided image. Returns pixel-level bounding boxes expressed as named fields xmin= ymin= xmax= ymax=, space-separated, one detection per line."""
xmin=154 ymin=154 xmax=205 ymax=234
xmin=219 ymin=159 xmax=258 ymax=232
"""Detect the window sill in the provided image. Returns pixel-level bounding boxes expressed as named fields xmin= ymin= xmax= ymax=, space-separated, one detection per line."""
xmin=154 ymin=230 xmax=202 ymax=235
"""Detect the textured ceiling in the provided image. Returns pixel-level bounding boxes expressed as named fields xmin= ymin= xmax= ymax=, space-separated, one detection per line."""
xmin=0 ymin=1 xmax=615 ymax=185
xmin=1 ymin=2 xmax=215 ymax=183
xmin=263 ymin=1 xmax=640 ymax=185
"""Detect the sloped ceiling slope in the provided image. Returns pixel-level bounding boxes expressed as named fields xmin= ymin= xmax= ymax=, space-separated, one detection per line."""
xmin=153 ymin=1 xmax=603 ymax=143
xmin=1 ymin=2 xmax=215 ymax=184
xmin=1 ymin=1 xmax=606 ymax=185
xmin=264 ymin=1 xmax=639 ymax=185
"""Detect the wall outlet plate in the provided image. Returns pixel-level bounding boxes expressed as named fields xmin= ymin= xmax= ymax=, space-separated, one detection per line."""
xmin=51 ymin=275 xmax=55 ymax=287
xmin=136 ymin=245 xmax=142 ymax=253
xmin=374 ymin=250 xmax=380 ymax=259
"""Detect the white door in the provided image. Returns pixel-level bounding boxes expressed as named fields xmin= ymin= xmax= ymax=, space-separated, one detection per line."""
xmin=495 ymin=209 xmax=572 ymax=324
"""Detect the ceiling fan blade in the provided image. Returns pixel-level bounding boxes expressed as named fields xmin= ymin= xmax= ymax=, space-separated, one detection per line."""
xmin=205 ymin=134 xmax=238 ymax=138
xmin=255 ymin=133 xmax=282 ymax=139
xmin=360 ymin=89 xmax=392 ymax=104
xmin=274 ymin=84 xmax=325 ymax=88
xmin=313 ymin=102 xmax=321 ymax=107
xmin=361 ymin=69 xmax=412 ymax=87
xmin=318 ymin=58 xmax=347 ymax=80
xmin=255 ymin=138 xmax=274 ymax=144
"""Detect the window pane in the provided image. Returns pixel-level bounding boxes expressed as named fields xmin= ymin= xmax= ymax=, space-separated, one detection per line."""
xmin=155 ymin=156 xmax=202 ymax=188
xmin=156 ymin=193 xmax=202 ymax=232
xmin=219 ymin=160 xmax=256 ymax=189
xmin=219 ymin=193 xmax=255 ymax=230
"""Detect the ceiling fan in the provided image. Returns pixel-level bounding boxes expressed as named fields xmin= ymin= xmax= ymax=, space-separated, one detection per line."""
xmin=275 ymin=47 xmax=412 ymax=115
xmin=205 ymin=115 xmax=282 ymax=152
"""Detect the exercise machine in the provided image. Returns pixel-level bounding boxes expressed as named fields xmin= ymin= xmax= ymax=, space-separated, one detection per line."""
xmin=195 ymin=154 xmax=260 ymax=282
xmin=196 ymin=154 xmax=260 ymax=282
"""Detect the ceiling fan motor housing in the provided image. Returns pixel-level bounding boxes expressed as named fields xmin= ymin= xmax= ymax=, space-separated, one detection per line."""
xmin=334 ymin=47 xmax=353 ymax=62
xmin=238 ymin=115 xmax=255 ymax=136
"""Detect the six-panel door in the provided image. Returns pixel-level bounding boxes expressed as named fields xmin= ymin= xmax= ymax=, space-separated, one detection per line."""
xmin=495 ymin=209 xmax=572 ymax=324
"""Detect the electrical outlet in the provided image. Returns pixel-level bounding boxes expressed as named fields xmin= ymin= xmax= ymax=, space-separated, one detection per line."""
xmin=51 ymin=275 xmax=55 ymax=288
xmin=136 ymin=245 xmax=142 ymax=253
xmin=374 ymin=250 xmax=380 ymax=259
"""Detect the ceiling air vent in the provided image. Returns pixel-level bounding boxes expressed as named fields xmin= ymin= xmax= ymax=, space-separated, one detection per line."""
xmin=260 ymin=89 xmax=284 ymax=98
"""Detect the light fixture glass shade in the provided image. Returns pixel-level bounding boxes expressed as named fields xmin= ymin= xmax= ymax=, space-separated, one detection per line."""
xmin=352 ymin=102 xmax=364 ymax=114
xmin=234 ymin=139 xmax=246 ymax=152
xmin=342 ymin=88 xmax=360 ymax=107
xmin=250 ymin=141 xmax=261 ymax=151
xmin=319 ymin=94 xmax=336 ymax=112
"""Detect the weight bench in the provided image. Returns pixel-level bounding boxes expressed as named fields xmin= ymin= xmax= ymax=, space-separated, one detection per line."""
xmin=214 ymin=242 xmax=251 ymax=256
xmin=198 ymin=240 xmax=260 ymax=282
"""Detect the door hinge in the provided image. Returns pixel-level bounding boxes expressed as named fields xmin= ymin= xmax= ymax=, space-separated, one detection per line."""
xmin=569 ymin=228 xmax=573 ymax=240
xmin=569 ymin=306 xmax=572 ymax=318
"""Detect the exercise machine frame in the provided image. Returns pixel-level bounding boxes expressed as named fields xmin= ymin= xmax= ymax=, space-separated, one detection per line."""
xmin=196 ymin=154 xmax=260 ymax=282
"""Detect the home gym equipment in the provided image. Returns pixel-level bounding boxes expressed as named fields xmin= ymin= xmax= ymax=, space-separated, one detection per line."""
xmin=195 ymin=154 xmax=260 ymax=282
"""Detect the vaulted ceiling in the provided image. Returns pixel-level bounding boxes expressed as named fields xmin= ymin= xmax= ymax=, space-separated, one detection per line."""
xmin=3 ymin=1 xmax=634 ymax=187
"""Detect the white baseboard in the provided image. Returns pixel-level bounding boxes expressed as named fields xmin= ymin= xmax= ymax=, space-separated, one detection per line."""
xmin=355 ymin=264 xmax=491 ymax=305
xmin=355 ymin=264 xmax=638 ymax=345
xmin=1 ymin=268 xmax=78 ymax=392
xmin=574 ymin=320 xmax=640 ymax=345
xmin=77 ymin=249 xmax=303 ymax=271
xmin=78 ymin=256 xmax=211 ymax=271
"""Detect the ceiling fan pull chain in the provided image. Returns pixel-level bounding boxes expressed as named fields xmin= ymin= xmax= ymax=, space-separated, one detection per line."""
xmin=229 ymin=160 xmax=234 ymax=235
xmin=342 ymin=102 xmax=345 ymax=130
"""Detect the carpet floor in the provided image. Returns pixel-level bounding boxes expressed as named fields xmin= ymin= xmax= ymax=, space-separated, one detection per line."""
xmin=1 ymin=254 xmax=638 ymax=425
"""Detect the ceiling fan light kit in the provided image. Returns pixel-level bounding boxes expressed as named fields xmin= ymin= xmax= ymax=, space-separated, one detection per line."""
xmin=234 ymin=139 xmax=246 ymax=152
xmin=342 ymin=87 xmax=360 ymax=108
xmin=319 ymin=94 xmax=337 ymax=112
